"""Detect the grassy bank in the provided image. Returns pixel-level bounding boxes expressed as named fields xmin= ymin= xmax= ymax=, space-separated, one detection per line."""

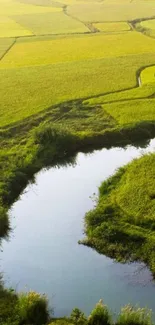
xmin=81 ymin=151 xmax=155 ymax=275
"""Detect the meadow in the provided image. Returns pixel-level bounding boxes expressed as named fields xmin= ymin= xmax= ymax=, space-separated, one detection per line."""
xmin=2 ymin=0 xmax=155 ymax=318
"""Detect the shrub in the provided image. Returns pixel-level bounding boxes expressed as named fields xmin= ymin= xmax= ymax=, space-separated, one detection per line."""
xmin=88 ymin=300 xmax=112 ymax=325
xmin=70 ymin=308 xmax=87 ymax=325
xmin=116 ymin=305 xmax=153 ymax=325
xmin=17 ymin=291 xmax=50 ymax=325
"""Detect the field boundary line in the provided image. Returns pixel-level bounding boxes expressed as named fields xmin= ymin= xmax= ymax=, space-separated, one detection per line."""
xmin=0 ymin=38 xmax=17 ymax=61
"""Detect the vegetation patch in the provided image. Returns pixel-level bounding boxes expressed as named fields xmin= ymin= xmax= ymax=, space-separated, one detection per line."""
xmin=93 ymin=22 xmax=130 ymax=33
xmin=14 ymin=11 xmax=89 ymax=35
xmin=81 ymin=152 xmax=155 ymax=275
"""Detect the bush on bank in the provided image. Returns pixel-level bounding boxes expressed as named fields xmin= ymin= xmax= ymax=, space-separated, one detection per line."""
xmin=0 ymin=285 xmax=153 ymax=325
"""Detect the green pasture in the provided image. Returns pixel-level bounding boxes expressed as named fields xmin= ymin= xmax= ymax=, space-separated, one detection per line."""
xmin=1 ymin=53 xmax=155 ymax=127
xmin=67 ymin=1 xmax=155 ymax=22
xmin=14 ymin=12 xmax=89 ymax=35
xmin=93 ymin=22 xmax=130 ymax=33
xmin=1 ymin=32 xmax=155 ymax=69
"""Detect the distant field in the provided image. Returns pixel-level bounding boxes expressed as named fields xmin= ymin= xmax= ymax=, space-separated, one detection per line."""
xmin=0 ymin=38 xmax=15 ymax=58
xmin=14 ymin=12 xmax=89 ymax=35
xmin=1 ymin=53 xmax=155 ymax=127
xmin=0 ymin=16 xmax=32 ymax=38
xmin=83 ymin=84 xmax=155 ymax=105
xmin=0 ymin=0 xmax=62 ymax=15
xmin=67 ymin=2 xmax=155 ymax=22
xmin=140 ymin=19 xmax=155 ymax=31
xmin=137 ymin=19 xmax=155 ymax=38
xmin=141 ymin=66 xmax=155 ymax=84
xmin=17 ymin=0 xmax=64 ymax=7
xmin=104 ymin=98 xmax=155 ymax=125
xmin=93 ymin=22 xmax=130 ymax=32
xmin=1 ymin=32 xmax=155 ymax=69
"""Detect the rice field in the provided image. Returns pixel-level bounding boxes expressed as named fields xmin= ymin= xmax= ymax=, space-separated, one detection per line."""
xmin=83 ymin=84 xmax=155 ymax=105
xmin=93 ymin=22 xmax=130 ymax=33
xmin=104 ymin=98 xmax=155 ymax=125
xmin=1 ymin=52 xmax=155 ymax=127
xmin=0 ymin=16 xmax=32 ymax=38
xmin=1 ymin=32 xmax=155 ymax=69
xmin=67 ymin=1 xmax=155 ymax=22
xmin=14 ymin=12 xmax=89 ymax=35
xmin=0 ymin=38 xmax=15 ymax=58
xmin=1 ymin=0 xmax=155 ymax=129
xmin=141 ymin=66 xmax=155 ymax=84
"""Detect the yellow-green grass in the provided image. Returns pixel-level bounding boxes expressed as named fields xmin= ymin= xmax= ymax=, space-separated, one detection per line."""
xmin=84 ymin=152 xmax=155 ymax=274
xmin=136 ymin=19 xmax=155 ymax=39
xmin=1 ymin=53 xmax=155 ymax=128
xmin=141 ymin=66 xmax=155 ymax=84
xmin=17 ymin=0 xmax=64 ymax=7
xmin=83 ymin=84 xmax=155 ymax=105
xmin=104 ymin=98 xmax=155 ymax=125
xmin=0 ymin=0 xmax=62 ymax=16
xmin=140 ymin=19 xmax=155 ymax=31
xmin=67 ymin=1 xmax=155 ymax=22
xmin=0 ymin=37 xmax=15 ymax=58
xmin=93 ymin=22 xmax=130 ymax=33
xmin=14 ymin=12 xmax=89 ymax=35
xmin=0 ymin=16 xmax=33 ymax=38
xmin=1 ymin=32 xmax=155 ymax=69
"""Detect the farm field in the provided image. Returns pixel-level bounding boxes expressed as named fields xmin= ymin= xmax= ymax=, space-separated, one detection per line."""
xmin=2 ymin=0 xmax=155 ymax=312
xmin=93 ymin=22 xmax=130 ymax=32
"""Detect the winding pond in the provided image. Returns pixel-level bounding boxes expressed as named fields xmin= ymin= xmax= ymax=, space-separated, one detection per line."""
xmin=1 ymin=139 xmax=155 ymax=317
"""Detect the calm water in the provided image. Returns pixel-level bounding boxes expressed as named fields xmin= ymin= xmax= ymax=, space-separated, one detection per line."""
xmin=1 ymin=140 xmax=155 ymax=317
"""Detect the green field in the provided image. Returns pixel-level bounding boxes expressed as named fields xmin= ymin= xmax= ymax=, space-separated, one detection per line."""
xmin=93 ymin=22 xmax=130 ymax=33
xmin=1 ymin=0 xmax=155 ymax=288
xmin=1 ymin=53 xmax=155 ymax=127
xmin=141 ymin=65 xmax=155 ymax=84
xmin=67 ymin=1 xmax=155 ymax=22
xmin=1 ymin=32 xmax=155 ymax=69
xmin=14 ymin=12 xmax=89 ymax=35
